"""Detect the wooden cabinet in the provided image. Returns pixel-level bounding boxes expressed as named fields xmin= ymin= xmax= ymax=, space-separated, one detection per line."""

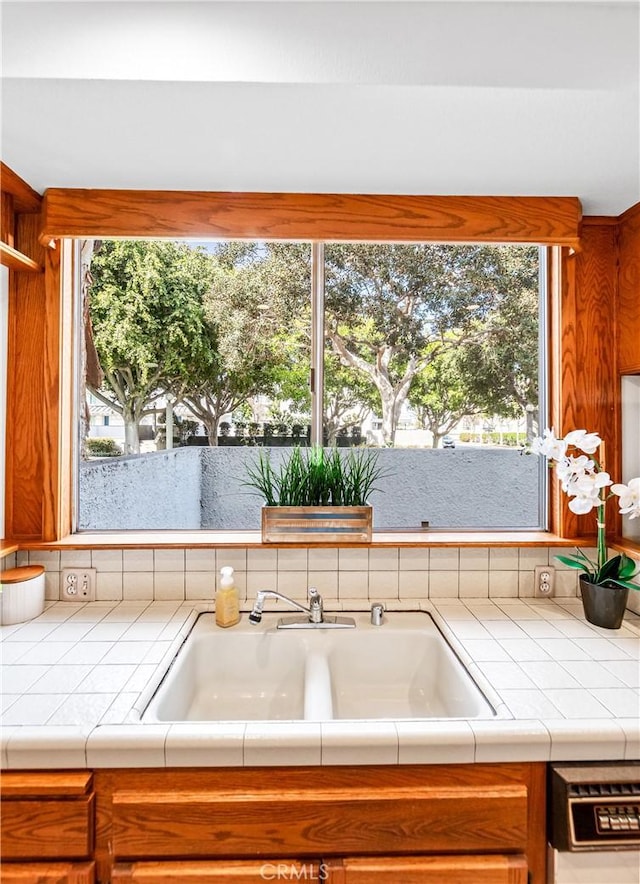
xmin=94 ymin=763 xmax=545 ymax=883
xmin=0 ymin=764 xmax=545 ymax=883
xmin=0 ymin=773 xmax=95 ymax=883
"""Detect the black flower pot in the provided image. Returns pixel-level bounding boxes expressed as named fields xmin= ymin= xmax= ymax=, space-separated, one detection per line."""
xmin=579 ymin=575 xmax=629 ymax=630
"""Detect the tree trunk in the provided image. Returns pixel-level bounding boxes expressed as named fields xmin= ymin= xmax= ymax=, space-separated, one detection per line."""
xmin=202 ymin=415 xmax=220 ymax=446
xmin=123 ymin=409 xmax=141 ymax=455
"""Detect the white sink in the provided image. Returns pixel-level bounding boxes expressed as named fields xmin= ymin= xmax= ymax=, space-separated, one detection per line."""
xmin=142 ymin=612 xmax=495 ymax=722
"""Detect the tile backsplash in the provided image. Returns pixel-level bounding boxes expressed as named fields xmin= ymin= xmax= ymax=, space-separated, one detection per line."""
xmin=5 ymin=546 xmax=592 ymax=605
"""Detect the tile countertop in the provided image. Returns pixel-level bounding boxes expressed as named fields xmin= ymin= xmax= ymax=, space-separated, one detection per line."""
xmin=1 ymin=597 xmax=639 ymax=769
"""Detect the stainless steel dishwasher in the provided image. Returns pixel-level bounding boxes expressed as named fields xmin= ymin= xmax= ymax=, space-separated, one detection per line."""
xmin=548 ymin=762 xmax=640 ymax=884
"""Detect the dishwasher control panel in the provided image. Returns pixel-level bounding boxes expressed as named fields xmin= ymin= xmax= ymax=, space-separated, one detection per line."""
xmin=550 ymin=762 xmax=640 ymax=851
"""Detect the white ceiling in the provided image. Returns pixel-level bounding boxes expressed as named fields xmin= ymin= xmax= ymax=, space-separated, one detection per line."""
xmin=2 ymin=1 xmax=639 ymax=214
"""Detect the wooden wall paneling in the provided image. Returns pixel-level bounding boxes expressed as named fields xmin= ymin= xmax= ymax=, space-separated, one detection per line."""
xmin=556 ymin=224 xmax=618 ymax=539
xmin=5 ymin=214 xmax=48 ymax=539
xmin=1 ymin=162 xmax=43 ymax=214
xmin=616 ymin=203 xmax=640 ymax=373
xmin=41 ymin=191 xmax=582 ymax=246
xmin=112 ymin=861 xmax=321 ymax=883
xmin=324 ymin=855 xmax=528 ymax=884
xmin=0 ymin=862 xmax=95 ymax=884
xmin=2 ymin=189 xmax=15 ymax=245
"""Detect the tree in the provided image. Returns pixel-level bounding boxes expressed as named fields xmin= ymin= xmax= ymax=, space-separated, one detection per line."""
xmin=323 ymin=243 xmax=540 ymax=445
xmin=88 ymin=241 xmax=213 ymax=453
xmin=179 ymin=243 xmax=312 ymax=444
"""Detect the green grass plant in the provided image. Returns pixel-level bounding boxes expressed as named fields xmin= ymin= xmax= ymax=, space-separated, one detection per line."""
xmin=245 ymin=446 xmax=384 ymax=507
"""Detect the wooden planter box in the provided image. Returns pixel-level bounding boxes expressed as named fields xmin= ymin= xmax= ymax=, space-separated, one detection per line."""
xmin=262 ymin=506 xmax=373 ymax=543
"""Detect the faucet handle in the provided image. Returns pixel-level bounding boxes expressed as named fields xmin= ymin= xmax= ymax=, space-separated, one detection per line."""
xmin=370 ymin=603 xmax=385 ymax=626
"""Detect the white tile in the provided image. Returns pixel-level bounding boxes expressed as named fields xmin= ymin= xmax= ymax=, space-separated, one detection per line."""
xmin=464 ymin=601 xmax=509 ymax=620
xmin=60 ymin=550 xmax=92 ymax=569
xmin=498 ymin=600 xmax=544 ymax=620
xmin=4 ymin=622 xmax=58 ymax=641
xmin=246 ymin=571 xmax=277 ymax=593
xmin=500 ymin=690 xmax=561 ymax=718
xmin=45 ymin=573 xmax=60 ymax=600
xmin=518 ymin=548 xmax=548 ymax=569
xmin=165 ymin=723 xmax=245 ymax=766
xmin=123 ymin=549 xmax=155 ymax=572
xmin=397 ymin=721 xmax=474 ymax=764
xmin=247 ymin=548 xmax=277 ymax=571
xmin=398 ymin=570 xmax=428 ymax=600
xmin=0 ymin=642 xmax=37 ymax=663
xmin=483 ymin=621 xmax=527 ymax=639
xmin=544 ymin=689 xmax=611 ymax=718
xmin=459 ymin=548 xmax=489 ymax=571
xmin=277 ymin=570 xmax=309 ymax=599
xmin=306 ymin=571 xmax=339 ymax=598
xmin=610 ymin=637 xmax=640 ymax=658
xmin=78 ymin=664 xmax=139 ymax=692
xmin=1 ymin=665 xmax=51 ymax=693
xmin=103 ymin=601 xmax=151 ymax=621
xmin=33 ymin=603 xmax=77 ymax=622
xmin=560 ymin=660 xmax=626 ymax=689
xmin=123 ymin=664 xmax=158 ymax=692
xmin=138 ymin=601 xmax=184 ymax=621
xmin=10 ymin=641 xmax=76 ymax=665
xmin=448 ymin=621 xmax=492 ymax=640
xmin=48 ymin=693 xmax=118 ymax=726
xmin=100 ymin=693 xmax=140 ymax=725
xmin=338 ymin=571 xmax=368 ymax=599
xmin=84 ymin=622 xmax=130 ymax=641
xmin=60 ymin=642 xmax=114 ymax=665
xmin=101 ymin=641 xmax=154 ymax=664
xmin=0 ymin=726 xmax=17 ymax=768
xmin=338 ymin=549 xmax=369 ymax=571
xmin=121 ymin=621 xmax=166 ymax=641
xmin=92 ymin=549 xmax=123 ymax=571
xmin=43 ymin=622 xmax=94 ymax=642
xmin=277 ymin=549 xmax=308 ymax=571
xmin=86 ymin=724 xmax=169 ymax=767
xmin=619 ymin=719 xmax=640 ymax=760
xmin=600 ymin=660 xmax=640 ymax=687
xmin=429 ymin=571 xmax=459 ymax=598
xmin=6 ymin=726 xmax=90 ymax=768
xmin=399 ymin=548 xmax=429 ymax=571
xmin=524 ymin=661 xmax=580 ymax=689
xmin=517 ymin=572 xmax=535 ymax=597
xmin=369 ymin=548 xmax=399 ymax=571
xmin=589 ymin=688 xmax=640 ymax=718
xmin=461 ymin=640 xmax=511 ymax=662
xmin=154 ymin=571 xmax=185 ymax=600
xmin=499 ymin=638 xmax=551 ymax=662
xmin=534 ymin=638 xmax=591 ymax=660
xmin=308 ymin=549 xmax=338 ymax=571
xmin=1 ymin=694 xmax=67 ymax=725
xmin=153 ymin=549 xmax=185 ymax=572
xmin=28 ymin=551 xmax=61 ymax=570
xmin=516 ymin=620 xmax=564 ymax=639
xmin=429 ymin=549 xmax=459 ymax=570
xmin=555 ymin=571 xmax=579 ymax=597
xmin=28 ymin=665 xmax=94 ymax=693
xmin=459 ymin=571 xmax=489 ymax=598
xmin=489 ymin=549 xmax=519 ymax=571
xmin=143 ymin=641 xmax=173 ymax=664
xmin=547 ymin=719 xmax=627 ymax=760
xmin=67 ymin=603 xmax=113 ymax=622
xmin=185 ymin=549 xmax=216 ymax=572
xmin=368 ymin=570 xmax=399 ymax=598
xmin=185 ymin=572 xmax=214 ymax=600
xmin=96 ymin=571 xmax=123 ymax=601
xmin=321 ymin=722 xmax=397 ymax=765
xmin=244 ymin=722 xmax=321 ymax=766
xmin=471 ymin=720 xmax=550 ymax=762
xmin=215 ymin=549 xmax=247 ymax=572
xmin=476 ymin=661 xmax=536 ymax=690
xmin=488 ymin=571 xmax=519 ymax=598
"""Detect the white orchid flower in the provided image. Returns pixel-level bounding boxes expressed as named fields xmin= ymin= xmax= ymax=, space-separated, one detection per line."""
xmin=566 ymin=472 xmax=611 ymax=514
xmin=555 ymin=454 xmax=594 ymax=491
xmin=611 ymin=477 xmax=640 ymax=520
xmin=531 ymin=429 xmax=567 ymax=461
xmin=563 ymin=429 xmax=602 ymax=455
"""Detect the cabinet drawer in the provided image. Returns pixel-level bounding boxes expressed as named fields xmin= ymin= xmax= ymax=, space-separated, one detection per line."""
xmin=0 ymin=861 xmax=96 ymax=884
xmin=0 ymin=773 xmax=94 ymax=861
xmin=112 ymin=860 xmax=321 ymax=883
xmin=111 ymin=784 xmax=527 ymax=858
xmin=326 ymin=854 xmax=528 ymax=884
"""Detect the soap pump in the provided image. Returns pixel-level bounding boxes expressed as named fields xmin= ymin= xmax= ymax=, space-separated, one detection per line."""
xmin=216 ymin=565 xmax=240 ymax=628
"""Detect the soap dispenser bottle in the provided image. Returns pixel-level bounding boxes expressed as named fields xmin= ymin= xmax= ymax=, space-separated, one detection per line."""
xmin=216 ymin=566 xmax=240 ymax=627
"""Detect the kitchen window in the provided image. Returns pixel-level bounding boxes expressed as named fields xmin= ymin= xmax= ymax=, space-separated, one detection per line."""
xmin=76 ymin=238 xmax=547 ymax=532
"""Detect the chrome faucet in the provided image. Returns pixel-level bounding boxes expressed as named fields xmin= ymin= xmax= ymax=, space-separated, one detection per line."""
xmin=248 ymin=587 xmax=355 ymax=629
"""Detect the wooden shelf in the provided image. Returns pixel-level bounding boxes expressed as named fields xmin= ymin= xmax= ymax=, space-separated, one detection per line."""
xmin=0 ymin=240 xmax=42 ymax=273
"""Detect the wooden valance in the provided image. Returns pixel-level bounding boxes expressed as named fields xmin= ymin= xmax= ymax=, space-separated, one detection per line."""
xmin=41 ymin=190 xmax=582 ymax=246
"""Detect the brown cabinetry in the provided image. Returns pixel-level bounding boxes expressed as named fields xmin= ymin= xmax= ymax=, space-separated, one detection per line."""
xmin=0 ymin=773 xmax=95 ymax=883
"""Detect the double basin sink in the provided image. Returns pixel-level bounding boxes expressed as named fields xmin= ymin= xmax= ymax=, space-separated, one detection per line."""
xmin=142 ymin=611 xmax=495 ymax=722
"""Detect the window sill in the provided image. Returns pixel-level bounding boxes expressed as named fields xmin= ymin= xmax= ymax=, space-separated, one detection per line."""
xmin=611 ymin=537 xmax=640 ymax=560
xmin=17 ymin=530 xmax=593 ymax=551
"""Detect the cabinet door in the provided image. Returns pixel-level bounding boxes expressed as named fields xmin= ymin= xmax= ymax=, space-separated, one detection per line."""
xmin=0 ymin=862 xmax=95 ymax=884
xmin=325 ymin=854 xmax=528 ymax=884
xmin=111 ymin=860 xmax=322 ymax=883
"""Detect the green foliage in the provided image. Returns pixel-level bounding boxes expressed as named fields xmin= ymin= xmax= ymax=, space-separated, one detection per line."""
xmin=555 ymin=550 xmax=640 ymax=590
xmin=245 ymin=446 xmax=385 ymax=507
xmin=85 ymin=437 xmax=122 ymax=457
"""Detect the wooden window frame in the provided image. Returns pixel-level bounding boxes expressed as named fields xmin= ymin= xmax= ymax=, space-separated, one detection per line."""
xmin=3 ymin=178 xmax=637 ymax=552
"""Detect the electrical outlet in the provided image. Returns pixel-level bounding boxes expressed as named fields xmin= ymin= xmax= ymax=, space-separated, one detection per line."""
xmin=534 ymin=565 xmax=555 ymax=598
xmin=61 ymin=568 xmax=96 ymax=602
